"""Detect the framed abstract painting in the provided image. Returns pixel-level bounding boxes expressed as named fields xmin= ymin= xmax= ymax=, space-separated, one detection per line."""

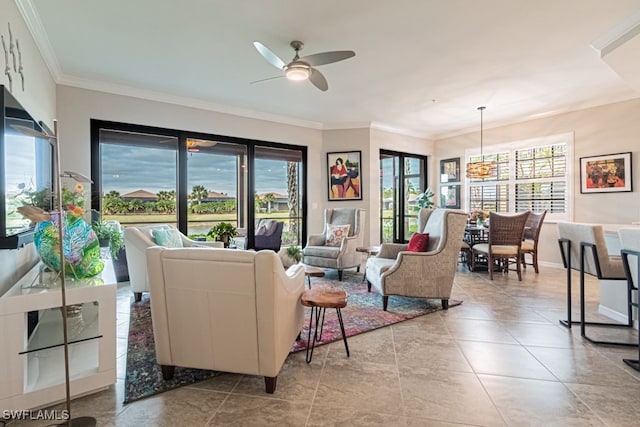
xmin=327 ymin=151 xmax=362 ymax=201
xmin=440 ymin=157 xmax=460 ymax=183
xmin=440 ymin=184 xmax=461 ymax=209
xmin=580 ymin=152 xmax=632 ymax=193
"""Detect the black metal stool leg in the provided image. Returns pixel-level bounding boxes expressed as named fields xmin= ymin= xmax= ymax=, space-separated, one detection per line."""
xmin=336 ymin=308 xmax=350 ymax=357
xmin=305 ymin=306 xmax=316 ymax=364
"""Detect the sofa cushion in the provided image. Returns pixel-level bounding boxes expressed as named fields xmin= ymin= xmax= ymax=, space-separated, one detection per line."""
xmin=326 ymin=224 xmax=351 ymax=247
xmin=408 ymin=233 xmax=430 ymax=252
xmin=303 ymin=245 xmax=341 ymax=258
xmin=367 ymin=257 xmax=396 ymax=276
xmin=152 ymin=229 xmax=184 ymax=248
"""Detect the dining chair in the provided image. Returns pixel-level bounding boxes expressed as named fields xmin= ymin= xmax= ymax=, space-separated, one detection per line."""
xmin=520 ymin=210 xmax=547 ymax=273
xmin=471 ymin=211 xmax=529 ymax=280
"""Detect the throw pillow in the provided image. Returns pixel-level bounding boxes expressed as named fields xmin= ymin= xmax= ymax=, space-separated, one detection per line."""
xmin=326 ymin=224 xmax=351 ymax=247
xmin=152 ymin=229 xmax=184 ymax=248
xmin=407 ymin=232 xmax=429 ymax=252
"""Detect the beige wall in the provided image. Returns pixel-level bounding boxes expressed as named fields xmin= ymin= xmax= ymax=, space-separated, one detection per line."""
xmin=0 ymin=0 xmax=56 ymax=295
xmin=434 ymin=98 xmax=640 ymax=265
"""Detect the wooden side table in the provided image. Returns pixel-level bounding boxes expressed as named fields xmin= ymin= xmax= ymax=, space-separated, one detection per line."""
xmin=301 ymin=288 xmax=349 ymax=363
xmin=301 ymin=264 xmax=325 ymax=288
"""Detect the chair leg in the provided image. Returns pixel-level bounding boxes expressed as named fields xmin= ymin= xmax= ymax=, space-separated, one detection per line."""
xmin=367 ymin=280 xmax=372 ymax=292
xmin=134 ymin=292 xmax=142 ymax=302
xmin=264 ymin=376 xmax=277 ymax=394
xmin=488 ymin=254 xmax=494 ymax=280
xmin=533 ymin=252 xmax=539 ymax=274
xmin=516 ymin=254 xmax=522 ymax=281
xmin=441 ymin=299 xmax=449 ymax=310
xmin=382 ymin=295 xmax=389 ymax=311
xmin=338 ymin=270 xmax=343 ymax=281
xmin=161 ymin=365 xmax=175 ymax=380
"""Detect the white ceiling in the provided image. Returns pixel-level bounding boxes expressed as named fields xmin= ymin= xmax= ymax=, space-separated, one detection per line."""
xmin=20 ymin=0 xmax=640 ymax=138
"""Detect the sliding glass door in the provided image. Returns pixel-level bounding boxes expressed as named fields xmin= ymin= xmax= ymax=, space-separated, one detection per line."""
xmin=92 ymin=120 xmax=306 ymax=248
xmin=185 ymin=138 xmax=247 ymax=237
xmin=97 ymin=128 xmax=178 ymax=227
xmin=379 ymin=150 xmax=427 ymax=243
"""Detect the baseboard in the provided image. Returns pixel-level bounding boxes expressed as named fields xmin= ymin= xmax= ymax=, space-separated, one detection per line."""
xmin=598 ymin=304 xmax=632 ymax=325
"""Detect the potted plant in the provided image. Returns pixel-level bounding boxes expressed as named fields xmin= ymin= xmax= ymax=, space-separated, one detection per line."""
xmin=91 ymin=220 xmax=125 ymax=259
xmin=207 ymin=222 xmax=238 ymax=247
xmin=414 ymin=187 xmax=435 ymax=210
xmin=286 ymin=245 xmax=302 ymax=263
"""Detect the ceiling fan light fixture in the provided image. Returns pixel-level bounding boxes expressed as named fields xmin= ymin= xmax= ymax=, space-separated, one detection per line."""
xmin=285 ymin=64 xmax=310 ymax=81
xmin=466 ymin=106 xmax=497 ymax=180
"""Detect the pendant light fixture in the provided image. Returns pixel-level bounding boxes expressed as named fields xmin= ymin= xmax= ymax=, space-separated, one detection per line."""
xmin=466 ymin=106 xmax=497 ymax=179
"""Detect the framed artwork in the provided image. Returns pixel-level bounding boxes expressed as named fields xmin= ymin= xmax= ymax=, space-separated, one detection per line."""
xmin=327 ymin=151 xmax=362 ymax=201
xmin=440 ymin=184 xmax=461 ymax=209
xmin=580 ymin=152 xmax=632 ymax=193
xmin=440 ymin=157 xmax=461 ymax=183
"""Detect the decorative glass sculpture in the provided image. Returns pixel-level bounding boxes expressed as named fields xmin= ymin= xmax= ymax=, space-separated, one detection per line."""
xmin=34 ymin=211 xmax=104 ymax=279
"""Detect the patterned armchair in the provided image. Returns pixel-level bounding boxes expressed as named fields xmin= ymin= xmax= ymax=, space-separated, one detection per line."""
xmin=302 ymin=208 xmax=365 ymax=280
xmin=365 ymin=208 xmax=467 ymax=311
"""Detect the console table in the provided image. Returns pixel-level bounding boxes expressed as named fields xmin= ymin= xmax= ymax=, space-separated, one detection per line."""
xmin=0 ymin=260 xmax=116 ymax=410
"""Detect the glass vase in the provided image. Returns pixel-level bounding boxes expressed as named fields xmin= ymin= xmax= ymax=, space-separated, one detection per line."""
xmin=34 ymin=211 xmax=105 ymax=279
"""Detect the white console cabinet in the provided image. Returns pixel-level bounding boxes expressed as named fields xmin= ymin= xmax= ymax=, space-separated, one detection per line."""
xmin=0 ymin=260 xmax=116 ymax=410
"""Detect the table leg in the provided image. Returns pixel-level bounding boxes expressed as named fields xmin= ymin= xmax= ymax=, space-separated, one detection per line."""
xmin=336 ymin=308 xmax=350 ymax=357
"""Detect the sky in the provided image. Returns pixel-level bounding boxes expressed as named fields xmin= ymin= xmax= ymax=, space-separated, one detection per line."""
xmin=101 ymin=144 xmax=290 ymax=196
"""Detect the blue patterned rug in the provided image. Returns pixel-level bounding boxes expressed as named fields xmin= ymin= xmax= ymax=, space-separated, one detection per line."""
xmin=123 ymin=271 xmax=461 ymax=403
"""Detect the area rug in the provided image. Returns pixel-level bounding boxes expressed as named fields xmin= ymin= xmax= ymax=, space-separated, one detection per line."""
xmin=124 ymin=270 xmax=461 ymax=403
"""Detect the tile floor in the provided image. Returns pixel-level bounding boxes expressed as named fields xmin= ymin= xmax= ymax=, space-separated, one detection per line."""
xmin=10 ymin=265 xmax=640 ymax=426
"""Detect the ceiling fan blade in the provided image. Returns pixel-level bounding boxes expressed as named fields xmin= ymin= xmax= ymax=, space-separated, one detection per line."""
xmin=301 ymin=50 xmax=355 ymax=67
xmin=250 ymin=75 xmax=285 ymax=84
xmin=253 ymin=41 xmax=286 ymax=70
xmin=309 ymin=68 xmax=328 ymax=91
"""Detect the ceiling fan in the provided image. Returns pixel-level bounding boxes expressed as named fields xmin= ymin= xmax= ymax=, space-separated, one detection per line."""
xmin=252 ymin=40 xmax=355 ymax=91
xmin=186 ymin=139 xmax=217 ymax=152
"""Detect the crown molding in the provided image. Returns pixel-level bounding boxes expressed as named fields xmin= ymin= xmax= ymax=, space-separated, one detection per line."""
xmin=57 ymin=74 xmax=325 ymax=130
xmin=591 ymin=9 xmax=640 ymax=57
xmin=14 ymin=0 xmax=62 ymax=80
xmin=322 ymin=122 xmax=372 ymax=131
xmin=370 ymin=122 xmax=432 ymax=139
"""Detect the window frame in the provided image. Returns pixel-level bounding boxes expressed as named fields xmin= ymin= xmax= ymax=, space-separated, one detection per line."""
xmin=464 ymin=132 xmax=573 ymax=222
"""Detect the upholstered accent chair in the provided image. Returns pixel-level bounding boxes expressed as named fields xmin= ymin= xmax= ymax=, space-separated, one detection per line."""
xmin=520 ymin=210 xmax=547 ymax=273
xmin=557 ymin=222 xmax=633 ymax=346
xmin=471 ymin=211 xmax=529 ymax=281
xmin=146 ymin=246 xmax=305 ymax=393
xmin=254 ymin=219 xmax=284 ymax=252
xmin=124 ymin=224 xmax=223 ymax=301
xmin=302 ymin=208 xmax=365 ymax=280
xmin=365 ymin=208 xmax=467 ymax=311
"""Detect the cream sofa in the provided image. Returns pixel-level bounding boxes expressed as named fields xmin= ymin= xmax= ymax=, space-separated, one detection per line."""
xmin=124 ymin=224 xmax=223 ymax=301
xmin=146 ymin=246 xmax=305 ymax=393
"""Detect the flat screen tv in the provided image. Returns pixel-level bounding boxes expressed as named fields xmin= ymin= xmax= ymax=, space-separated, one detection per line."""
xmin=0 ymin=85 xmax=53 ymax=249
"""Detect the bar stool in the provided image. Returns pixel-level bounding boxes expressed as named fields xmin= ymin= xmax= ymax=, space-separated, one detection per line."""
xmin=618 ymin=228 xmax=640 ymax=371
xmin=557 ymin=222 xmax=634 ymax=346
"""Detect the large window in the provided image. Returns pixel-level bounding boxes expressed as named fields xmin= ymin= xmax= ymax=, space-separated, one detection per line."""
xmin=466 ymin=134 xmax=571 ymax=220
xmin=91 ymin=120 xmax=307 ymax=248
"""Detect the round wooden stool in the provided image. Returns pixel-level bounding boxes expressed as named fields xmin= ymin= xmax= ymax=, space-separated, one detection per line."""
xmin=301 ymin=288 xmax=349 ymax=363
